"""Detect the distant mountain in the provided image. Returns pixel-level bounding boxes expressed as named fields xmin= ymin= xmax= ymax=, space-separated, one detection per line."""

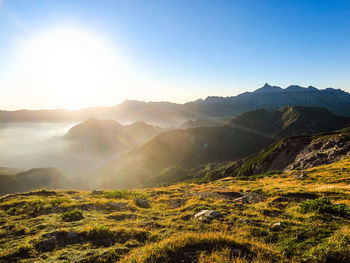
xmin=0 ymin=167 xmax=71 ymax=195
xmin=0 ymin=84 xmax=349 ymax=126
xmin=228 ymin=106 xmax=350 ymax=139
xmin=180 ymin=118 xmax=226 ymax=129
xmin=63 ymin=118 xmax=166 ymax=157
xmin=96 ymin=106 xmax=350 ymax=189
xmin=184 ymin=83 xmax=350 ymax=119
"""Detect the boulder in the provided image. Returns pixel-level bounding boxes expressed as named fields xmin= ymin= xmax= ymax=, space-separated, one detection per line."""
xmin=107 ymin=201 xmax=128 ymax=210
xmin=134 ymin=198 xmax=150 ymax=208
xmin=41 ymin=237 xmax=56 ymax=251
xmin=194 ymin=210 xmax=222 ymax=222
xmin=233 ymin=196 xmax=250 ymax=204
xmin=65 ymin=231 xmax=79 ymax=244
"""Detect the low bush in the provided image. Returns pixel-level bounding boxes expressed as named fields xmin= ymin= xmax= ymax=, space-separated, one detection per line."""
xmin=61 ymin=209 xmax=84 ymax=222
xmin=300 ymin=198 xmax=350 ymax=218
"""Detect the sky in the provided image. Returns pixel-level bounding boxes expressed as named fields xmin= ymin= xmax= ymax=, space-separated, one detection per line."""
xmin=0 ymin=0 xmax=350 ymax=110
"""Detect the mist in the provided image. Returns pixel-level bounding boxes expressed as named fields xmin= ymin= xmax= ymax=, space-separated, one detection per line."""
xmin=0 ymin=122 xmax=105 ymax=175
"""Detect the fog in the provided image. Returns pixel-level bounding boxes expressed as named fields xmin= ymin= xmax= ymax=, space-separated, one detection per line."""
xmin=0 ymin=122 xmax=108 ymax=175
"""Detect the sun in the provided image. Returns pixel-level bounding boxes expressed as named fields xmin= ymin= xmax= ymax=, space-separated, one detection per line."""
xmin=16 ymin=26 xmax=130 ymax=109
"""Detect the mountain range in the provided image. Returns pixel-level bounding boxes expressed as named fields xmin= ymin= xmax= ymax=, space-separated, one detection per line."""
xmin=1 ymin=84 xmax=350 ymax=126
xmin=96 ymin=106 xmax=350 ymax=188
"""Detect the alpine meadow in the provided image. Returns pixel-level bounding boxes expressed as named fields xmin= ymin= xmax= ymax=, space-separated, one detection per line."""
xmin=0 ymin=1 xmax=350 ymax=262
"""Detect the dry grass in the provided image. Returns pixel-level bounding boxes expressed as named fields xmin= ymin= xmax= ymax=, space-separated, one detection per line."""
xmin=0 ymin=157 xmax=349 ymax=262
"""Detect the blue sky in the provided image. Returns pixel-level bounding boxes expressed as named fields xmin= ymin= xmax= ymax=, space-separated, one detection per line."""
xmin=0 ymin=0 xmax=350 ymax=109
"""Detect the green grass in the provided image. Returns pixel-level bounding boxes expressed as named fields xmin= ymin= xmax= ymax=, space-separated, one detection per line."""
xmin=0 ymin=157 xmax=349 ymax=262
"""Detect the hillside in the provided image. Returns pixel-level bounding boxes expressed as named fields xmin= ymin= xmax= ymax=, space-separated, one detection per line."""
xmin=1 ymin=157 xmax=349 ymax=262
xmin=229 ymin=127 xmax=350 ymax=178
xmin=229 ymin=106 xmax=350 ymax=139
xmin=96 ymin=125 xmax=275 ymax=189
xmin=96 ymin=107 xmax=350 ymax=189
xmin=180 ymin=118 xmax=226 ymax=129
xmin=63 ymin=118 xmax=165 ymax=157
xmin=0 ymin=168 xmax=71 ymax=195
xmin=145 ymin=127 xmax=350 ymax=186
xmin=0 ymin=84 xmax=350 ymax=126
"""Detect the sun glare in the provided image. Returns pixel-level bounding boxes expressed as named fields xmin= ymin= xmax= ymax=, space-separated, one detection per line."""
xmin=16 ymin=27 xmax=130 ymax=109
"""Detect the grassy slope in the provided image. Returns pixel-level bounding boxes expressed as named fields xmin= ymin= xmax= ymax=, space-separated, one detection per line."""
xmin=97 ymin=107 xmax=350 ymax=189
xmin=97 ymin=125 xmax=274 ymax=189
xmin=0 ymin=158 xmax=350 ymax=262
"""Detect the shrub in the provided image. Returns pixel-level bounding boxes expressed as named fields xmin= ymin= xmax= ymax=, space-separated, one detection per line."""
xmin=61 ymin=209 xmax=84 ymax=222
xmin=49 ymin=198 xmax=71 ymax=206
xmin=86 ymin=225 xmax=114 ymax=241
xmin=23 ymin=200 xmax=45 ymax=214
xmin=300 ymin=198 xmax=350 ymax=218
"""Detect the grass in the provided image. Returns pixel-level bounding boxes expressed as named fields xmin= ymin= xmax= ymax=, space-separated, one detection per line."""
xmin=104 ymin=190 xmax=148 ymax=199
xmin=300 ymin=198 xmax=350 ymax=218
xmin=0 ymin=157 xmax=349 ymax=262
xmin=61 ymin=209 xmax=84 ymax=222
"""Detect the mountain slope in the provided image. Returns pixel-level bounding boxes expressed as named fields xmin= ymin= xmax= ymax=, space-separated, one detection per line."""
xmin=0 ymin=167 xmax=71 ymax=195
xmin=96 ymin=106 xmax=350 ymax=188
xmin=228 ymin=106 xmax=350 ymax=138
xmin=97 ymin=125 xmax=274 ymax=188
xmin=230 ymin=127 xmax=350 ymax=178
xmin=63 ymin=118 xmax=165 ymax=157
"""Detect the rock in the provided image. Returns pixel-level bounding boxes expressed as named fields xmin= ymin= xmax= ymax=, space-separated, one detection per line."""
xmin=65 ymin=231 xmax=79 ymax=243
xmin=134 ymin=198 xmax=150 ymax=208
xmin=194 ymin=210 xmax=222 ymax=222
xmin=271 ymin=222 xmax=284 ymax=230
xmin=294 ymin=173 xmax=309 ymax=179
xmin=91 ymin=189 xmax=104 ymax=195
xmin=107 ymin=201 xmax=128 ymax=210
xmin=233 ymin=196 xmax=250 ymax=204
xmin=41 ymin=237 xmax=56 ymax=251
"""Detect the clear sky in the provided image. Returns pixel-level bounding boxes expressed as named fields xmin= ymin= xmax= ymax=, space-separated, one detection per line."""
xmin=0 ymin=0 xmax=349 ymax=110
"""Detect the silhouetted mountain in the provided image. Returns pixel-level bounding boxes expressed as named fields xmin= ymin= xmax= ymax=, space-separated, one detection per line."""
xmin=0 ymin=167 xmax=71 ymax=195
xmin=0 ymin=84 xmax=349 ymax=126
xmin=180 ymin=118 xmax=226 ymax=129
xmin=184 ymin=84 xmax=350 ymax=119
xmin=96 ymin=106 xmax=350 ymax=188
xmin=228 ymin=106 xmax=350 ymax=139
xmin=63 ymin=118 xmax=165 ymax=157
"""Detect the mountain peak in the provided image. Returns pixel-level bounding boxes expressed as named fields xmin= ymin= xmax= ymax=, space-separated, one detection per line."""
xmin=254 ymin=83 xmax=283 ymax=93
